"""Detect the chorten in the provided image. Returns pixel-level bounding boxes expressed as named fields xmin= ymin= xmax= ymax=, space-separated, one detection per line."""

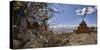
xmin=75 ymin=20 xmax=90 ymax=34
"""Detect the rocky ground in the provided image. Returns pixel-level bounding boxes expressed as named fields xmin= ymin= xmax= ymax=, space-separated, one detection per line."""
xmin=13 ymin=31 xmax=97 ymax=49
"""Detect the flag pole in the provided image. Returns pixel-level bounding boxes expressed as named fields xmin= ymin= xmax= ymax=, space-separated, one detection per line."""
xmin=82 ymin=6 xmax=88 ymax=21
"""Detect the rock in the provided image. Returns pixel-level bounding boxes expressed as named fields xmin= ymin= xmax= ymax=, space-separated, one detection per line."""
xmin=23 ymin=37 xmax=44 ymax=48
xmin=46 ymin=35 xmax=62 ymax=47
xmin=75 ymin=20 xmax=90 ymax=34
xmin=61 ymin=33 xmax=97 ymax=46
xmin=13 ymin=40 xmax=22 ymax=49
xmin=17 ymin=29 xmax=36 ymax=41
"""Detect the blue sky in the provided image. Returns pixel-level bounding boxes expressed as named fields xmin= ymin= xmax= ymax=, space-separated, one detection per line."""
xmin=48 ymin=3 xmax=97 ymax=26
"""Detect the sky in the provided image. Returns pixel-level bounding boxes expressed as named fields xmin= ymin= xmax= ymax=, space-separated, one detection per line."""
xmin=48 ymin=3 xmax=97 ymax=27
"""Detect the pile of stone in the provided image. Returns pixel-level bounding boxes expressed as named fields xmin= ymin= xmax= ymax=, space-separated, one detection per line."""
xmin=75 ymin=20 xmax=90 ymax=34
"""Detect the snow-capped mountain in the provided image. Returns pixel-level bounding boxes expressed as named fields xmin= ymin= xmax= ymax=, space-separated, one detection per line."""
xmin=49 ymin=25 xmax=77 ymax=33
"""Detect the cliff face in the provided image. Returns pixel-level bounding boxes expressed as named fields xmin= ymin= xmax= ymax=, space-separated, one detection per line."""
xmin=11 ymin=1 xmax=50 ymax=49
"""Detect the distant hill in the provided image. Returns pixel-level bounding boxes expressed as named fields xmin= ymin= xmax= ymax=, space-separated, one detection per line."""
xmin=49 ymin=25 xmax=77 ymax=33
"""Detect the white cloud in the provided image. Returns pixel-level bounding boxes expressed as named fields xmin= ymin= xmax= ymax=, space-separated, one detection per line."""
xmin=52 ymin=7 xmax=60 ymax=13
xmin=49 ymin=24 xmax=78 ymax=28
xmin=76 ymin=6 xmax=97 ymax=16
xmin=53 ymin=7 xmax=59 ymax=12
xmin=76 ymin=7 xmax=86 ymax=15
xmin=87 ymin=7 xmax=95 ymax=14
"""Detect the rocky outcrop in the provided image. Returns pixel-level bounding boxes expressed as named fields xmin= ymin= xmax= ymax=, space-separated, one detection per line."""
xmin=75 ymin=20 xmax=90 ymax=34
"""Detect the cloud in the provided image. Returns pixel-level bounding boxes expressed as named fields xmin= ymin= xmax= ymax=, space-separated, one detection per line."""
xmin=52 ymin=7 xmax=60 ymax=13
xmin=76 ymin=6 xmax=97 ymax=16
xmin=87 ymin=7 xmax=96 ymax=14
xmin=49 ymin=24 xmax=77 ymax=28
xmin=52 ymin=6 xmax=63 ymax=13
xmin=53 ymin=7 xmax=59 ymax=12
